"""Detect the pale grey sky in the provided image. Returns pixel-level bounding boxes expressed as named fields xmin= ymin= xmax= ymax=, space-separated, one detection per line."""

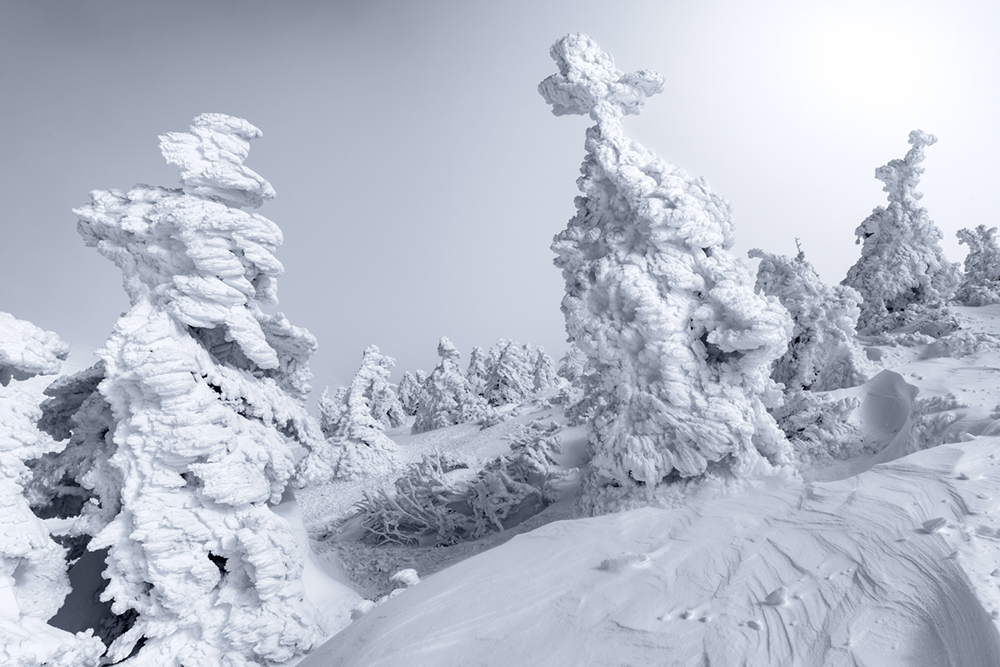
xmin=1 ymin=0 xmax=997 ymax=391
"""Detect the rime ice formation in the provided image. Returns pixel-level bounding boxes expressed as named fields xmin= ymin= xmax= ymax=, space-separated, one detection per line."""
xmin=411 ymin=338 xmax=483 ymax=434
xmin=843 ymin=130 xmax=960 ymax=335
xmin=465 ymin=346 xmax=489 ymax=399
xmin=0 ymin=313 xmax=103 ymax=666
xmin=319 ymin=345 xmax=401 ymax=480
xmin=50 ymin=113 xmax=328 ymax=665
xmin=956 ymin=225 xmax=1000 ymax=306
xmin=540 ymin=34 xmax=793 ymax=510
xmin=482 ymin=339 xmax=531 ymax=407
xmin=396 ymin=372 xmax=421 ymax=416
xmin=750 ymin=245 xmax=875 ymax=392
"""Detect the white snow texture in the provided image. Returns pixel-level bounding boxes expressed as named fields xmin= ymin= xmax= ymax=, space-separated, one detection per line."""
xmin=63 ymin=113 xmax=328 ymax=665
xmin=540 ymin=34 xmax=794 ymax=512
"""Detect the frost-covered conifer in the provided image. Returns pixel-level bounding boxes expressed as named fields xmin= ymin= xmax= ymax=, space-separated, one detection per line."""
xmin=842 ymin=130 xmax=960 ymax=335
xmin=750 ymin=245 xmax=875 ymax=391
xmin=540 ymin=34 xmax=793 ymax=510
xmin=396 ymin=371 xmax=421 ymax=416
xmin=557 ymin=345 xmax=587 ymax=384
xmin=57 ymin=113 xmax=327 ymax=665
xmin=531 ymin=347 xmax=559 ymax=393
xmin=412 ymin=338 xmax=483 ymax=434
xmin=368 ymin=350 xmax=406 ymax=429
xmin=483 ymin=339 xmax=531 ymax=407
xmin=465 ymin=346 xmax=489 ymax=398
xmin=955 ymin=225 xmax=1000 ymax=306
xmin=0 ymin=313 xmax=103 ymax=665
xmin=322 ymin=345 xmax=401 ymax=479
xmin=318 ymin=386 xmax=349 ymax=439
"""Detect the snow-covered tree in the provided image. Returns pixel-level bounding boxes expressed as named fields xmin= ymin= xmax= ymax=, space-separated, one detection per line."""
xmin=482 ymin=339 xmax=531 ymax=407
xmin=465 ymin=346 xmax=489 ymax=398
xmin=0 ymin=313 xmax=104 ymax=665
xmin=557 ymin=345 xmax=587 ymax=384
xmin=318 ymin=386 xmax=349 ymax=439
xmin=47 ymin=113 xmax=328 ymax=665
xmin=321 ymin=345 xmax=401 ymax=479
xmin=842 ymin=130 xmax=960 ymax=335
xmin=396 ymin=371 xmax=422 ymax=416
xmin=750 ymin=244 xmax=876 ymax=391
xmin=412 ymin=338 xmax=483 ymax=434
xmin=955 ymin=225 xmax=1000 ymax=306
xmin=540 ymin=34 xmax=793 ymax=511
xmin=531 ymin=347 xmax=559 ymax=393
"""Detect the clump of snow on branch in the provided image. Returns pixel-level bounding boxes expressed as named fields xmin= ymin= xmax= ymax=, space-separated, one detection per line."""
xmin=842 ymin=130 xmax=960 ymax=335
xmin=750 ymin=244 xmax=876 ymax=392
xmin=411 ymin=338 xmax=484 ymax=434
xmin=955 ymin=225 xmax=1000 ymax=306
xmin=59 ymin=113 xmax=327 ymax=665
xmin=0 ymin=313 xmax=104 ymax=666
xmin=319 ymin=345 xmax=401 ymax=480
xmin=540 ymin=34 xmax=794 ymax=512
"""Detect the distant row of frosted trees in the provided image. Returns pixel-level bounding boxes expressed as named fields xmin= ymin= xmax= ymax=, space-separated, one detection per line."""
xmin=315 ymin=338 xmax=561 ymax=480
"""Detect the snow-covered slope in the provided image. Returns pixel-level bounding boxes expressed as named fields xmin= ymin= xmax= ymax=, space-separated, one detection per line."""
xmin=298 ymin=305 xmax=1000 ymax=667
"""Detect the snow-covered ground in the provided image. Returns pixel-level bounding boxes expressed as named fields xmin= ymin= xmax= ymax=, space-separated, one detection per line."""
xmin=296 ymin=305 xmax=1000 ymax=666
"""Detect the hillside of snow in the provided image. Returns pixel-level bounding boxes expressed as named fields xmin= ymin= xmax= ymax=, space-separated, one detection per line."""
xmin=295 ymin=305 xmax=1000 ymax=667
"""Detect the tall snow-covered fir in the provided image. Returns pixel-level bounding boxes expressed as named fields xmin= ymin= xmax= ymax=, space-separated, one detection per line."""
xmin=842 ymin=130 xmax=960 ymax=335
xmin=540 ymin=34 xmax=793 ymax=512
xmin=36 ymin=114 xmax=329 ymax=665
xmin=955 ymin=225 xmax=1000 ymax=307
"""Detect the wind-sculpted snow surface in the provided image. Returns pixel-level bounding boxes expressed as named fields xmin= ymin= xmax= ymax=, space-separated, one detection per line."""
xmin=843 ymin=130 xmax=960 ymax=335
xmin=0 ymin=314 xmax=103 ymax=666
xmin=540 ymin=34 xmax=793 ymax=511
xmin=62 ymin=114 xmax=329 ymax=665
xmin=304 ymin=441 xmax=1000 ymax=667
xmin=750 ymin=246 xmax=875 ymax=391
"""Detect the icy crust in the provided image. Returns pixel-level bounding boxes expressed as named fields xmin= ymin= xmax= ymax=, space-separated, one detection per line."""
xmin=159 ymin=113 xmax=276 ymax=209
xmin=59 ymin=115 xmax=328 ymax=665
xmin=843 ymin=130 xmax=960 ymax=335
xmin=750 ymin=246 xmax=875 ymax=392
xmin=0 ymin=314 xmax=104 ymax=666
xmin=956 ymin=225 xmax=1000 ymax=306
xmin=541 ymin=35 xmax=793 ymax=509
xmin=0 ymin=312 xmax=69 ymax=386
xmin=305 ymin=441 xmax=1000 ymax=667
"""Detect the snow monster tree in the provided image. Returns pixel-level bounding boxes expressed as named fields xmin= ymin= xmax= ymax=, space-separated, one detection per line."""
xmin=65 ymin=114 xmax=327 ymax=665
xmin=842 ymin=130 xmax=960 ymax=335
xmin=540 ymin=34 xmax=794 ymax=512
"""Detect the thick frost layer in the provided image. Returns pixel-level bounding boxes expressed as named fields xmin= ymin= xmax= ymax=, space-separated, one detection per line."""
xmin=412 ymin=338 xmax=483 ymax=434
xmin=541 ymin=34 xmax=793 ymax=511
xmin=0 ymin=313 xmax=103 ymax=665
xmin=843 ymin=130 xmax=960 ymax=335
xmin=320 ymin=345 xmax=401 ymax=480
xmin=956 ymin=225 xmax=1000 ymax=306
xmin=59 ymin=114 xmax=328 ymax=665
xmin=750 ymin=246 xmax=875 ymax=392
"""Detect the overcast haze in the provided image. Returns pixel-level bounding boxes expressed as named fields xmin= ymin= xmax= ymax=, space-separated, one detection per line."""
xmin=1 ymin=0 xmax=997 ymax=392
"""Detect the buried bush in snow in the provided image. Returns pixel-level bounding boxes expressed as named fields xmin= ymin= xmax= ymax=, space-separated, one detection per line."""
xmin=40 ymin=114 xmax=328 ymax=666
xmin=842 ymin=130 xmax=960 ymax=336
xmin=955 ymin=224 xmax=1000 ymax=306
xmin=540 ymin=34 xmax=793 ymax=512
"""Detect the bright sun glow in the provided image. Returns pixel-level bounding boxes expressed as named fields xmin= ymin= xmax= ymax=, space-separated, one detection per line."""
xmin=782 ymin=3 xmax=970 ymax=133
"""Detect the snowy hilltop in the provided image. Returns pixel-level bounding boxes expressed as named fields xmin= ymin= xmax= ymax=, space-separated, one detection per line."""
xmin=7 ymin=31 xmax=1000 ymax=667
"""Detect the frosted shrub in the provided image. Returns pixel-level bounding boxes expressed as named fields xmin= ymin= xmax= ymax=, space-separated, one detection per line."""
xmin=357 ymin=453 xmax=474 ymax=546
xmin=750 ymin=245 xmax=876 ymax=391
xmin=412 ymin=337 xmax=484 ymax=434
xmin=468 ymin=460 xmax=545 ymax=536
xmin=955 ymin=225 xmax=1000 ymax=306
xmin=54 ymin=114 xmax=327 ymax=665
xmin=540 ymin=34 xmax=793 ymax=512
xmin=843 ymin=130 xmax=960 ymax=335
